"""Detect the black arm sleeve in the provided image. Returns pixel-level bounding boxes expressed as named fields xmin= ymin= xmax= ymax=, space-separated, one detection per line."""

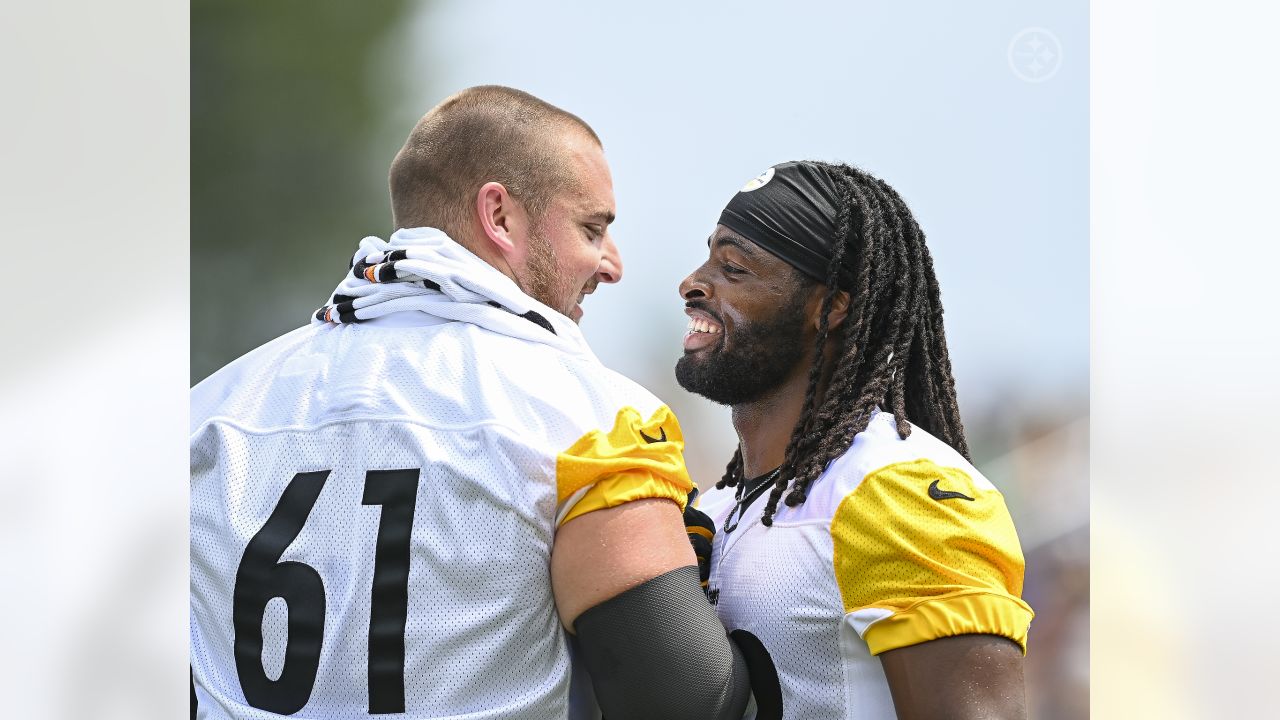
xmin=572 ymin=565 xmax=752 ymax=720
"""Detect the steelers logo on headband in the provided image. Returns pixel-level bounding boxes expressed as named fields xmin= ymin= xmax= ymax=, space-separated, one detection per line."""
xmin=718 ymin=161 xmax=858 ymax=288
xmin=739 ymin=167 xmax=775 ymax=192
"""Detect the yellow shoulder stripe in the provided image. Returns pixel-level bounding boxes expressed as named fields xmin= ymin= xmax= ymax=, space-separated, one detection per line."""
xmin=555 ymin=405 xmax=693 ymax=524
xmin=862 ymin=590 xmax=1033 ymax=655
xmin=558 ymin=470 xmax=690 ymax=526
xmin=832 ymin=458 xmax=1033 ymax=653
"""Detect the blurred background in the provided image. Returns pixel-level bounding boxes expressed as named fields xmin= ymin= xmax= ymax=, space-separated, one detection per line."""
xmin=191 ymin=0 xmax=1087 ymax=716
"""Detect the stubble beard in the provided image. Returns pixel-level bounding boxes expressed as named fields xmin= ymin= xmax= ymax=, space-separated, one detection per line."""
xmin=523 ymin=224 xmax=574 ymax=318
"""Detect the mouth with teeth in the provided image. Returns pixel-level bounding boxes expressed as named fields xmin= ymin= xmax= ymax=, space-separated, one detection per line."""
xmin=683 ymin=310 xmax=723 ymax=352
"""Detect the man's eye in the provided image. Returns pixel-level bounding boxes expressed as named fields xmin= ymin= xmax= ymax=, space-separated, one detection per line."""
xmin=722 ymin=264 xmax=746 ymax=275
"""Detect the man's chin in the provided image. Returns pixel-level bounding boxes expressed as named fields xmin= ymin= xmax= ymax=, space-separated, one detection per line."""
xmin=674 ymin=355 xmax=720 ymax=401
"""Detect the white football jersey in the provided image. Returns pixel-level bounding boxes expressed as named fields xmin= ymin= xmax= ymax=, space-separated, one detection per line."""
xmin=699 ymin=411 xmax=1033 ymax=719
xmin=191 ymin=229 xmax=692 ymax=719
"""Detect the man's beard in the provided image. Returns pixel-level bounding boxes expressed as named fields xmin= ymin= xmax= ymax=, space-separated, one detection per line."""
xmin=524 ymin=225 xmax=572 ymax=317
xmin=675 ymin=299 xmax=811 ymax=406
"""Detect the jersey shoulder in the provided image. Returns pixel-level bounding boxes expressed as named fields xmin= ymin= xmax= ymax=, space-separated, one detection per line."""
xmin=773 ymin=410 xmax=991 ymax=524
xmin=191 ymin=320 xmax=667 ymax=443
xmin=541 ymin=350 xmax=691 ymax=527
xmin=190 ymin=323 xmax=324 ymax=435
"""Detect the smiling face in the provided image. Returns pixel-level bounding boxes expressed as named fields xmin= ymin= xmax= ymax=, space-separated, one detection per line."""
xmin=519 ymin=131 xmax=619 ymax=323
xmin=675 ymin=225 xmax=820 ymax=405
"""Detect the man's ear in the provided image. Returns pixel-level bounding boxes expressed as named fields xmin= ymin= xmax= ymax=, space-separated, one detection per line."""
xmin=812 ymin=287 xmax=852 ymax=331
xmin=475 ymin=181 xmax=530 ymax=259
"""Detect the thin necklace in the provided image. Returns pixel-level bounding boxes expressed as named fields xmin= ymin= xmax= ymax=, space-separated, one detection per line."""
xmin=723 ymin=467 xmax=782 ymax=534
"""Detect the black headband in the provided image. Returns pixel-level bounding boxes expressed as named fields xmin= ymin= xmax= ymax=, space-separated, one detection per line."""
xmin=717 ymin=161 xmax=856 ymax=288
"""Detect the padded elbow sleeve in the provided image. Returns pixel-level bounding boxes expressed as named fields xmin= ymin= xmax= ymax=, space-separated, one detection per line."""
xmin=572 ymin=565 xmax=751 ymax=720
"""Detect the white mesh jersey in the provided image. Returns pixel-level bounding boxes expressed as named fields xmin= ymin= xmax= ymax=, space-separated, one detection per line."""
xmin=191 ymin=229 xmax=692 ymax=719
xmin=699 ymin=411 xmax=1033 ymax=719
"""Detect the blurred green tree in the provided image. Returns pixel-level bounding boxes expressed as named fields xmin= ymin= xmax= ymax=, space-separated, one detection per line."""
xmin=192 ymin=0 xmax=415 ymax=383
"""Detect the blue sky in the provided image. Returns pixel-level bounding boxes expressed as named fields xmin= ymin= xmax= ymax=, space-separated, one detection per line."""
xmin=379 ymin=0 xmax=1087 ymax=475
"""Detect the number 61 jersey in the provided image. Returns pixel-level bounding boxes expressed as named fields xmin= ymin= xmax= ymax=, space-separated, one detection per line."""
xmin=190 ymin=266 xmax=691 ymax=717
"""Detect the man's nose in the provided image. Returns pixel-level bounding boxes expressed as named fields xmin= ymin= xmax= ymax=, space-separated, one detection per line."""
xmin=596 ymin=234 xmax=623 ymax=284
xmin=679 ymin=268 xmax=710 ymax=300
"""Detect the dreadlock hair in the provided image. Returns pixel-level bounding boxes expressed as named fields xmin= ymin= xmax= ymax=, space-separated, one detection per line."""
xmin=714 ymin=162 xmax=971 ymax=527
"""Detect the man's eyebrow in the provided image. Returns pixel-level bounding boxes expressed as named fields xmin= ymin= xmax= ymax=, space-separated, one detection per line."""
xmin=586 ymin=209 xmax=616 ymax=225
xmin=711 ymin=234 xmax=758 ymax=255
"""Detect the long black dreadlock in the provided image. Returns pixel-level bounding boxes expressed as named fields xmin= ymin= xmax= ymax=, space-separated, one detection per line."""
xmin=715 ymin=162 xmax=971 ymax=526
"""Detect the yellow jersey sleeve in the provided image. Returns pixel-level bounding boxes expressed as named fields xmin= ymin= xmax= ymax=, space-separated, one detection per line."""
xmin=554 ymin=405 xmax=693 ymax=527
xmin=832 ymin=458 xmax=1034 ymax=655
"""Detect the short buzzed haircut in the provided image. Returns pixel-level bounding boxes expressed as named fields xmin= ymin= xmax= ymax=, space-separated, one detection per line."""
xmin=389 ymin=85 xmax=602 ymax=240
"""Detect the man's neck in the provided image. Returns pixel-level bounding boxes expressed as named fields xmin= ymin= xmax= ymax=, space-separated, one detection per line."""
xmin=731 ymin=369 xmax=816 ymax=479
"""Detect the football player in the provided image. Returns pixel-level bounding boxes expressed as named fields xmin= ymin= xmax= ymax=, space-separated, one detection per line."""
xmin=677 ymin=161 xmax=1034 ymax=718
xmin=191 ymin=86 xmax=751 ymax=719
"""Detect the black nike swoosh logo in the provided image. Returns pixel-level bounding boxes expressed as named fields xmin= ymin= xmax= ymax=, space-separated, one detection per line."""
xmin=639 ymin=427 xmax=667 ymax=444
xmin=928 ymin=479 xmax=974 ymax=502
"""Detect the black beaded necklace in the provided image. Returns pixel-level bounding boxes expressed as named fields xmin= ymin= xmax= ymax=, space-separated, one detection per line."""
xmin=722 ymin=466 xmax=782 ymax=534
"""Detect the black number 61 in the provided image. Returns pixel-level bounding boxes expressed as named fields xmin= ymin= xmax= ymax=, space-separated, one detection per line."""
xmin=232 ymin=468 xmax=419 ymax=715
